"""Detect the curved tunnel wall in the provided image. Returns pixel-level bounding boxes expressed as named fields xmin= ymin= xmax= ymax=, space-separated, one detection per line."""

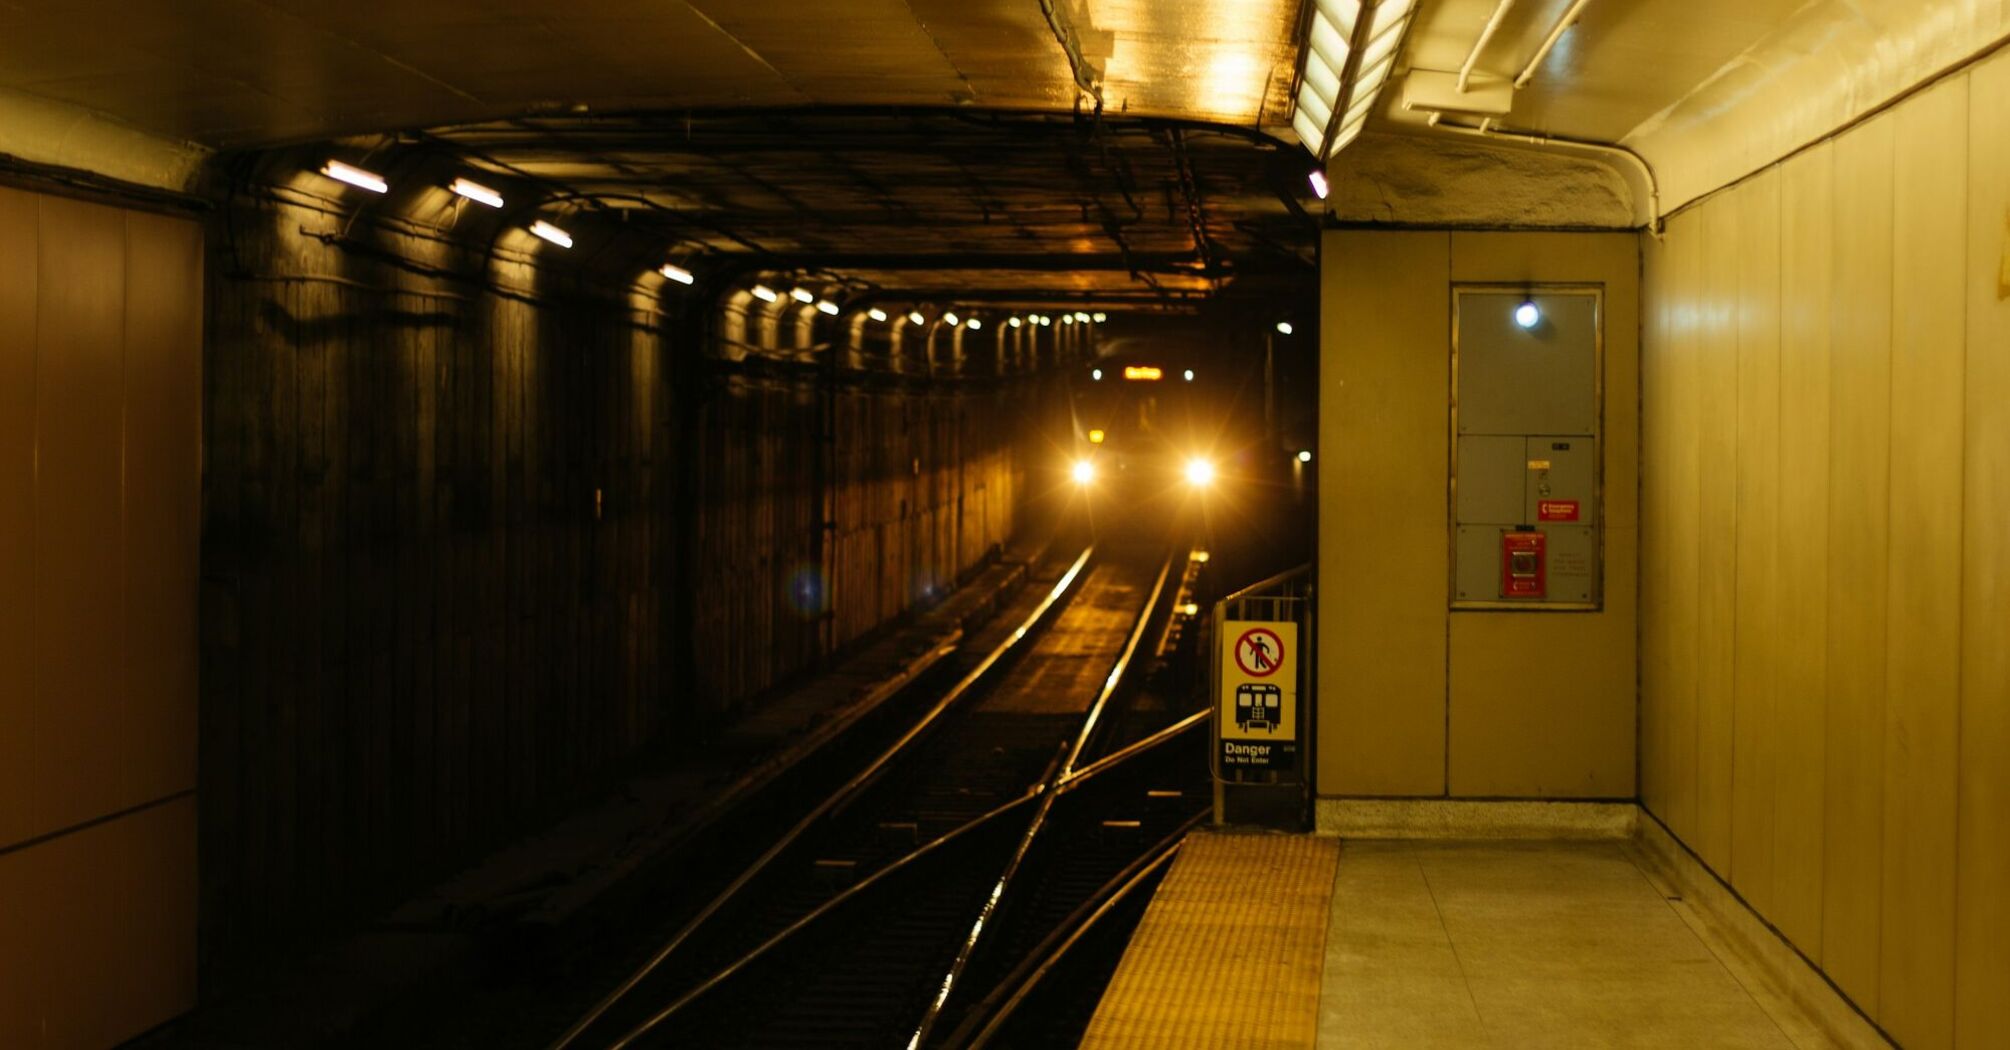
xmin=197 ymin=165 xmax=1044 ymax=981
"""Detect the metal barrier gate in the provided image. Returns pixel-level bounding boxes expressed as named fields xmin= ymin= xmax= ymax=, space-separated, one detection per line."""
xmin=1209 ymin=563 xmax=1312 ymax=830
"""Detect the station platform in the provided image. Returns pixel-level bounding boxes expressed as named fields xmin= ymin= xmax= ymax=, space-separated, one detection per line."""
xmin=1085 ymin=805 xmax=1891 ymax=1050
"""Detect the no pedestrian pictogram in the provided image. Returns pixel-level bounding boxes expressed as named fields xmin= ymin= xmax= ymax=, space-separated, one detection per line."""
xmin=1234 ymin=627 xmax=1283 ymax=678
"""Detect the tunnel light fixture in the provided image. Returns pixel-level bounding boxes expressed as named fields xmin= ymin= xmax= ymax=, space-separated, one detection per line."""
xmin=1291 ymin=0 xmax=1421 ymax=161
xmin=321 ymin=160 xmax=388 ymax=193
xmin=1298 ymin=449 xmax=1313 ymax=463
xmin=1184 ymin=457 xmax=1217 ymax=488
xmin=1515 ymin=300 xmax=1542 ymax=328
xmin=1091 ymin=368 xmax=1103 ymax=381
xmin=868 ymin=308 xmax=889 ymax=322
xmin=1072 ymin=459 xmax=1096 ymax=485
xmin=1184 ymin=368 xmax=1196 ymax=382
xmin=1191 ymin=550 xmax=1211 ymax=563
xmin=816 ymin=300 xmax=839 ymax=316
xmin=1092 ymin=312 xmax=1108 ymax=323
xmin=789 ymin=287 xmax=816 ymax=304
xmin=967 ymin=318 xmax=982 ymax=330
xmin=529 ymin=220 xmax=573 ymax=248
xmin=909 ymin=311 xmax=926 ymax=326
xmin=1074 ymin=311 xmax=1092 ymax=322
xmin=752 ymin=285 xmax=779 ymax=303
xmin=659 ymin=263 xmax=695 ymax=285
xmin=1309 ymin=170 xmax=1330 ymax=199
xmin=1276 ymin=321 xmax=1295 ymax=335
xmin=1063 ymin=316 xmax=1076 ymax=326
xmin=943 ymin=312 xmax=961 ymax=327
xmin=1008 ymin=316 xmax=1023 ymax=328
xmin=449 ymin=177 xmax=504 ymax=208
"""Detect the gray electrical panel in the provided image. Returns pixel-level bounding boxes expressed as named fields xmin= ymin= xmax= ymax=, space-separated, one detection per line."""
xmin=1451 ymin=289 xmax=1602 ymax=609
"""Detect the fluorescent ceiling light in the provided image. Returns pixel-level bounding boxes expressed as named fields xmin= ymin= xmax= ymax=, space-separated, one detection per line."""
xmin=529 ymin=220 xmax=573 ymax=248
xmin=1290 ymin=0 xmax=1420 ymax=161
xmin=321 ymin=160 xmax=387 ymax=193
xmin=869 ymin=308 xmax=889 ymax=322
xmin=753 ymin=285 xmax=779 ymax=303
xmin=660 ymin=263 xmax=695 ymax=285
xmin=816 ymin=300 xmax=839 ymax=315
xmin=790 ymin=287 xmax=815 ymax=303
xmin=449 ymin=177 xmax=503 ymax=207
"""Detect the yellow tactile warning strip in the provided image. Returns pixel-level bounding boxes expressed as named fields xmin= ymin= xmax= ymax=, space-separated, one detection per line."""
xmin=1082 ymin=830 xmax=1341 ymax=1050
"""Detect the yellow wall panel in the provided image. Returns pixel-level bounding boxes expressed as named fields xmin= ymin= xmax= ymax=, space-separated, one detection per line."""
xmin=1318 ymin=230 xmax=1451 ymax=796
xmin=1639 ymin=234 xmax=1672 ymax=818
xmin=1660 ymin=210 xmax=1706 ymax=844
xmin=1444 ymin=232 xmax=1638 ymax=798
xmin=120 ymin=211 xmax=202 ymax=808
xmin=1694 ymin=189 xmax=1741 ymax=872
xmin=1770 ymin=141 xmax=1834 ymax=959
xmin=1821 ymin=112 xmax=1895 ymax=1012
xmin=0 ymin=188 xmax=37 ymax=849
xmin=1730 ymin=168 xmax=1782 ymax=913
xmin=31 ymin=196 xmax=129 ymax=840
xmin=1956 ymin=48 xmax=2010 ymax=1050
xmin=0 ymin=799 xmax=196 ymax=1048
xmin=1878 ymin=77 xmax=1967 ymax=1050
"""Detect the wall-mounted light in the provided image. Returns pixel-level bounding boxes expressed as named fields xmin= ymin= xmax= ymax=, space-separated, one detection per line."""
xmin=752 ymin=285 xmax=780 ymax=303
xmin=659 ymin=263 xmax=695 ymax=285
xmin=321 ymin=160 xmax=388 ymax=193
xmin=1063 ymin=316 xmax=1076 ymax=326
xmin=1514 ymin=300 xmax=1542 ymax=328
xmin=1298 ymin=449 xmax=1313 ymax=463
xmin=967 ymin=318 xmax=982 ymax=330
xmin=1008 ymin=316 xmax=1023 ymax=328
xmin=529 ymin=220 xmax=573 ymax=248
xmin=816 ymin=300 xmax=839 ymax=316
xmin=1309 ymin=170 xmax=1330 ymax=199
xmin=943 ymin=312 xmax=961 ymax=326
xmin=789 ymin=287 xmax=816 ymax=304
xmin=909 ymin=311 xmax=926 ymax=325
xmin=1074 ymin=311 xmax=1092 ymax=322
xmin=1092 ymin=312 xmax=1108 ymax=323
xmin=1276 ymin=321 xmax=1295 ymax=335
xmin=449 ymin=177 xmax=504 ymax=208
xmin=868 ymin=308 xmax=889 ymax=322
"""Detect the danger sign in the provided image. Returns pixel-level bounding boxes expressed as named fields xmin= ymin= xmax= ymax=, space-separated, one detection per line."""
xmin=1218 ymin=620 xmax=1298 ymax=768
xmin=1233 ymin=627 xmax=1284 ymax=677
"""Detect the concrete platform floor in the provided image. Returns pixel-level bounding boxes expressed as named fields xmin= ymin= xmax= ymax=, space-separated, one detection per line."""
xmin=1088 ymin=830 xmax=1884 ymax=1049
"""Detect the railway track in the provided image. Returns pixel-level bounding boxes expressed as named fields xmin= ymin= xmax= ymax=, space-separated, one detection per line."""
xmin=536 ymin=541 xmax=1213 ymax=1050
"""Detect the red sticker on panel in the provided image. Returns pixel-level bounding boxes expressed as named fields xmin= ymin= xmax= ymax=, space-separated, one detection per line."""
xmin=1538 ymin=500 xmax=1580 ymax=522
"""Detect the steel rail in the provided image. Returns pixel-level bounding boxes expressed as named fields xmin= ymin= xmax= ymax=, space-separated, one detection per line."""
xmin=953 ymin=812 xmax=1205 ymax=1049
xmin=547 ymin=546 xmax=1096 ymax=1050
xmin=601 ymin=788 xmax=1048 ymax=1050
xmin=1058 ymin=708 xmax=1209 ymax=790
xmin=908 ymin=548 xmax=1178 ymax=1048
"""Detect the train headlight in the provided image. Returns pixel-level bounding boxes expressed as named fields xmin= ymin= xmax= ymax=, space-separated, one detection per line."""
xmin=1184 ymin=457 xmax=1216 ymax=487
xmin=1072 ymin=459 xmax=1096 ymax=485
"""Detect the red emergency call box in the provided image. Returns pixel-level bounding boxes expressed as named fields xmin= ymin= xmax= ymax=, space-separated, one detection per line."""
xmin=1501 ymin=531 xmax=1546 ymax=599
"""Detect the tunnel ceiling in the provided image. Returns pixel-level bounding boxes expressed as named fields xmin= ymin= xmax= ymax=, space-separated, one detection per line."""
xmin=419 ymin=109 xmax=1320 ymax=306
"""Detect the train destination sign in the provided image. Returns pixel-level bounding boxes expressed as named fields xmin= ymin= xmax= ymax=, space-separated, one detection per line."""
xmin=1218 ymin=620 xmax=1298 ymax=770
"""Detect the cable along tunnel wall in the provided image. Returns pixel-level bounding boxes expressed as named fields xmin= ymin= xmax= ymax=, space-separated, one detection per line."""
xmin=198 ymin=167 xmax=1044 ymax=984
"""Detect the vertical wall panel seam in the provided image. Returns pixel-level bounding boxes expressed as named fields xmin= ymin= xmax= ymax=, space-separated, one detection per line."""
xmin=1947 ymin=71 xmax=1972 ymax=1041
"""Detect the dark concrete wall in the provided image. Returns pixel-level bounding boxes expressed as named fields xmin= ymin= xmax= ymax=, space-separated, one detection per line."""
xmin=198 ymin=167 xmax=1039 ymax=981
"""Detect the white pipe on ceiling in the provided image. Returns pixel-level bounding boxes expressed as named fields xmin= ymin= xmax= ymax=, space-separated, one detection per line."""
xmin=1457 ymin=0 xmax=1518 ymax=92
xmin=1515 ymin=0 xmax=1594 ymax=88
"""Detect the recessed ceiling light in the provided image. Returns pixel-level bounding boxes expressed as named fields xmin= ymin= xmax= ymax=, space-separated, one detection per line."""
xmin=529 ymin=220 xmax=573 ymax=248
xmin=321 ymin=160 xmax=387 ymax=193
xmin=450 ymin=177 xmax=503 ymax=207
